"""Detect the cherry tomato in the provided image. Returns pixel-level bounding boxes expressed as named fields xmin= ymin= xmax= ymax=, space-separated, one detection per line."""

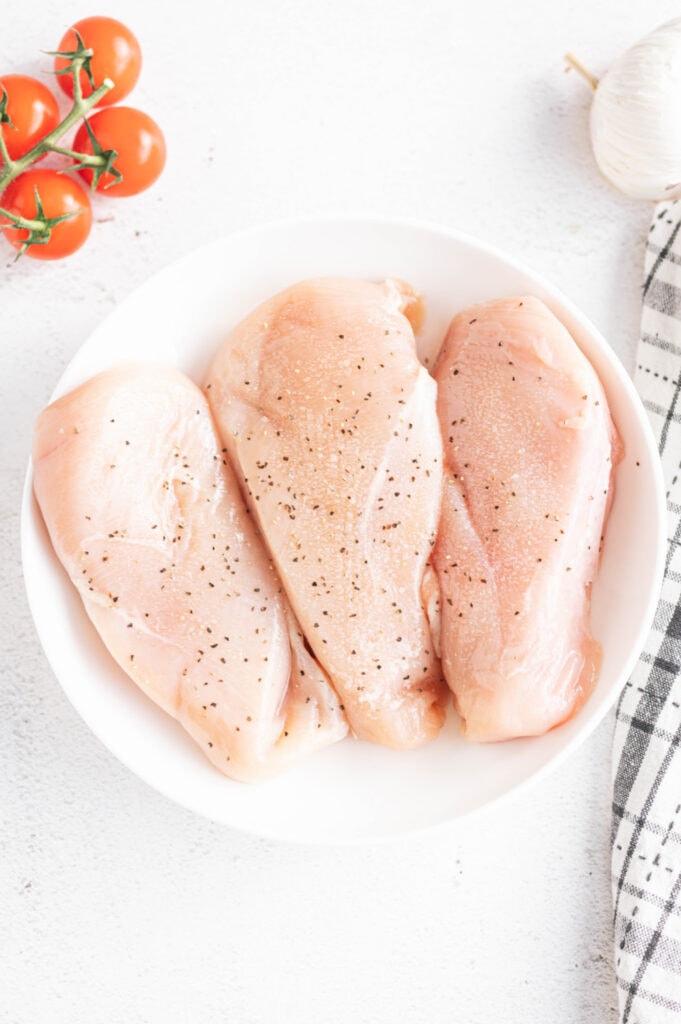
xmin=0 ymin=169 xmax=92 ymax=260
xmin=0 ymin=75 xmax=60 ymax=162
xmin=54 ymin=17 xmax=142 ymax=107
xmin=73 ymin=107 xmax=166 ymax=196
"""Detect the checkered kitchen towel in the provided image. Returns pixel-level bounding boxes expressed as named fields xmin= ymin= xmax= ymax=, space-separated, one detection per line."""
xmin=612 ymin=201 xmax=681 ymax=1023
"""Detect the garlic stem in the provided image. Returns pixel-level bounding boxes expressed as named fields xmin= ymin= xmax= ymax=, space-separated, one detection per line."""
xmin=564 ymin=52 xmax=599 ymax=91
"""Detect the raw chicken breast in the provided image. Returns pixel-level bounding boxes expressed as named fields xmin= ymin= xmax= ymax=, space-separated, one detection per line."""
xmin=205 ymin=278 xmax=447 ymax=748
xmin=432 ymin=296 xmax=621 ymax=741
xmin=32 ymin=364 xmax=348 ymax=781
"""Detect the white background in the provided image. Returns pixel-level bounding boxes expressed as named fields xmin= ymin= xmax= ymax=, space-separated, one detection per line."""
xmin=1 ymin=1 xmax=674 ymax=1022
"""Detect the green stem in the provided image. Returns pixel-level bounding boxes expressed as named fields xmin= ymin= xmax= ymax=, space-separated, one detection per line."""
xmin=49 ymin=143 xmax=106 ymax=166
xmin=0 ymin=76 xmax=113 ymax=193
xmin=72 ymin=61 xmax=85 ymax=105
xmin=0 ymin=205 xmax=48 ymax=233
xmin=0 ymin=126 xmax=13 ymax=171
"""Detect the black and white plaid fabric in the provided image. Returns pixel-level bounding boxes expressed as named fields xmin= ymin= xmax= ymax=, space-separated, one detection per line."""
xmin=612 ymin=200 xmax=681 ymax=1024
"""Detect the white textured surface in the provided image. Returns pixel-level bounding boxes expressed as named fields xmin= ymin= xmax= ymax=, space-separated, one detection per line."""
xmin=1 ymin=1 xmax=674 ymax=1021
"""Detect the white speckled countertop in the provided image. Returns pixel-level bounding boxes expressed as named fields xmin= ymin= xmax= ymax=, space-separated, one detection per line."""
xmin=1 ymin=1 xmax=673 ymax=1021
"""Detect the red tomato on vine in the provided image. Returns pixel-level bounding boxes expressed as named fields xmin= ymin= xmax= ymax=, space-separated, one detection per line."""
xmin=54 ymin=16 xmax=142 ymax=106
xmin=0 ymin=169 xmax=92 ymax=260
xmin=0 ymin=75 xmax=60 ymax=162
xmin=74 ymin=107 xmax=167 ymax=196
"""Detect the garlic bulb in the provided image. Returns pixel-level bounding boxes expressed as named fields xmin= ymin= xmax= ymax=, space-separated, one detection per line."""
xmin=578 ymin=18 xmax=681 ymax=200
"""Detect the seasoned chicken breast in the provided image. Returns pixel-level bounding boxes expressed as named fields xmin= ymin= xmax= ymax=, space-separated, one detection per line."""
xmin=432 ymin=296 xmax=621 ymax=741
xmin=32 ymin=364 xmax=348 ymax=781
xmin=205 ymin=278 xmax=447 ymax=748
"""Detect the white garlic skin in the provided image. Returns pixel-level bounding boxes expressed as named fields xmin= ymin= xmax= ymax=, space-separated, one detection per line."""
xmin=590 ymin=18 xmax=681 ymax=200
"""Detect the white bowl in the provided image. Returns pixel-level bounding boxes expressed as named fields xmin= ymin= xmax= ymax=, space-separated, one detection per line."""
xmin=21 ymin=217 xmax=666 ymax=844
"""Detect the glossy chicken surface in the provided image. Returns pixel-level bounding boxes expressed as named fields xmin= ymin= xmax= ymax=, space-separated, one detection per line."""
xmin=33 ymin=364 xmax=348 ymax=780
xmin=432 ymin=297 xmax=621 ymax=741
xmin=205 ymin=278 xmax=447 ymax=748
